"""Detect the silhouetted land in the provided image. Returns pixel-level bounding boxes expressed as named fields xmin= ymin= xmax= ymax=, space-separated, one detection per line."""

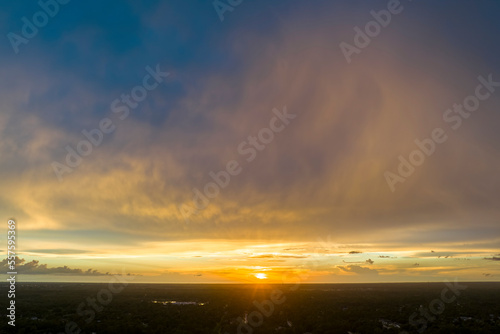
xmin=1 ymin=282 xmax=500 ymax=333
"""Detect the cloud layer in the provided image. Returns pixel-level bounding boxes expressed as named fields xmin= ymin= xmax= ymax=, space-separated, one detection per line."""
xmin=0 ymin=0 xmax=499 ymax=282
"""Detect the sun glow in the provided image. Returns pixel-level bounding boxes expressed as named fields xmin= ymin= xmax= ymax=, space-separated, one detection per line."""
xmin=254 ymin=273 xmax=267 ymax=280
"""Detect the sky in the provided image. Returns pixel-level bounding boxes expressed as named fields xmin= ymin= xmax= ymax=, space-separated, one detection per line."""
xmin=0 ymin=0 xmax=499 ymax=283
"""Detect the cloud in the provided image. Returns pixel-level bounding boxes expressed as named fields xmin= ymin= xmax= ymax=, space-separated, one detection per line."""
xmin=2 ymin=11 xmax=498 ymax=248
xmin=0 ymin=0 xmax=499 ymax=284
xmin=342 ymin=258 xmax=374 ymax=265
xmin=484 ymin=257 xmax=500 ymax=261
xmin=413 ymin=263 xmax=420 ymax=267
xmin=1 ymin=257 xmax=113 ymax=275
xmin=24 ymin=249 xmax=90 ymax=255
xmin=414 ymin=251 xmax=483 ymax=258
xmin=249 ymin=254 xmax=308 ymax=259
xmin=337 ymin=265 xmax=378 ymax=275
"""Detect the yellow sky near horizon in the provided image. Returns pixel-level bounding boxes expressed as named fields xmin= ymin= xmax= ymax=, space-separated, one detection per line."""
xmin=3 ymin=238 xmax=499 ymax=283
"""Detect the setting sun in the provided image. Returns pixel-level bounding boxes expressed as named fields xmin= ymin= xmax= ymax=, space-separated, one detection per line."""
xmin=254 ymin=273 xmax=267 ymax=280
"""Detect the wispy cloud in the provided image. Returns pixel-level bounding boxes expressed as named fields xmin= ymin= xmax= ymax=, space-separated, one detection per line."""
xmin=249 ymin=254 xmax=309 ymax=259
xmin=24 ymin=249 xmax=90 ymax=255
